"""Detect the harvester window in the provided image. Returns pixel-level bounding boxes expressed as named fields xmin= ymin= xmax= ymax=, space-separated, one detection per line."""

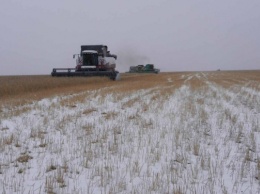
xmin=83 ymin=54 xmax=99 ymax=66
xmin=83 ymin=54 xmax=92 ymax=65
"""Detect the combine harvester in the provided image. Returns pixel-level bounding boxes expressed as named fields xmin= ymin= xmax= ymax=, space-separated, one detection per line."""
xmin=128 ymin=64 xmax=160 ymax=74
xmin=51 ymin=45 xmax=120 ymax=80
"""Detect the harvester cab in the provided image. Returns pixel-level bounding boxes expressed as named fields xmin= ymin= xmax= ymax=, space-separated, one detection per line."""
xmin=51 ymin=45 xmax=120 ymax=80
xmin=144 ymin=64 xmax=155 ymax=71
xmin=74 ymin=50 xmax=99 ymax=71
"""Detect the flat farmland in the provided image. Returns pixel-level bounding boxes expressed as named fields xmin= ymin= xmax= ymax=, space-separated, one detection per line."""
xmin=0 ymin=71 xmax=260 ymax=193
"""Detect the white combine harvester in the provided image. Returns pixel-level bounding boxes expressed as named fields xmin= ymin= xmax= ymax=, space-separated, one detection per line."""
xmin=51 ymin=45 xmax=120 ymax=80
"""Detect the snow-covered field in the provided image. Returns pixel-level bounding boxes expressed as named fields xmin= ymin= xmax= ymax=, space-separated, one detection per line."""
xmin=0 ymin=72 xmax=260 ymax=194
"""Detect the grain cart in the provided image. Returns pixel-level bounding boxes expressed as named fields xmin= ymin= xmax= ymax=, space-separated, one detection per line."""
xmin=51 ymin=45 xmax=120 ymax=80
xmin=128 ymin=64 xmax=160 ymax=74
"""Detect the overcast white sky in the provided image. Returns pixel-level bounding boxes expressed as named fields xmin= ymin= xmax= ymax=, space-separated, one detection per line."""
xmin=1 ymin=0 xmax=260 ymax=75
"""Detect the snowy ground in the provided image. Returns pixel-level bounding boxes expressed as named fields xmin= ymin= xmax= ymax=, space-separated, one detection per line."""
xmin=0 ymin=72 xmax=260 ymax=194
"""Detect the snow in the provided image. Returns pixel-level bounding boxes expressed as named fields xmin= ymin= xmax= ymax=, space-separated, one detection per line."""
xmin=0 ymin=72 xmax=259 ymax=194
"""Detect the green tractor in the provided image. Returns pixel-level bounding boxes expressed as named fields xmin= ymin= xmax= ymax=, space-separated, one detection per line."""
xmin=128 ymin=64 xmax=160 ymax=74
